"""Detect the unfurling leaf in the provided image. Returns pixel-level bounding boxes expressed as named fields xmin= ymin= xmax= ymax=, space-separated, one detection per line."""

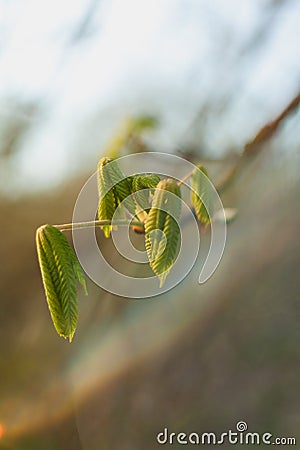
xmin=145 ymin=179 xmax=181 ymax=287
xmin=97 ymin=157 xmax=118 ymax=237
xmin=190 ymin=165 xmax=213 ymax=226
xmin=106 ymin=159 xmax=136 ymax=215
xmin=36 ymin=224 xmax=87 ymax=342
xmin=131 ymin=173 xmax=160 ymax=213
xmin=97 ymin=157 xmax=135 ymax=237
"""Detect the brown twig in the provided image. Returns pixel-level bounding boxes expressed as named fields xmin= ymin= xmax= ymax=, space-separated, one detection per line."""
xmin=217 ymin=91 xmax=300 ymax=193
xmin=244 ymin=92 xmax=300 ymax=155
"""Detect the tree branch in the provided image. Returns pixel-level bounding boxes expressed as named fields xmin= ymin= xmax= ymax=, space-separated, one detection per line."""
xmin=244 ymin=92 xmax=300 ymax=155
xmin=217 ymin=91 xmax=300 ymax=192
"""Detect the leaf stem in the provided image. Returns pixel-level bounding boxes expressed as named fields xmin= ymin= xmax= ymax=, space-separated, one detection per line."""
xmin=54 ymin=219 xmax=144 ymax=232
xmin=177 ymin=169 xmax=195 ymax=187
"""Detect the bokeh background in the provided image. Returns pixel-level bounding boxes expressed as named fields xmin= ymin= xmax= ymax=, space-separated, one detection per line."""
xmin=0 ymin=0 xmax=299 ymax=448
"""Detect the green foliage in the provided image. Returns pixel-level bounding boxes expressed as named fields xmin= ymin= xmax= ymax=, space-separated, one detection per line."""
xmin=190 ymin=165 xmax=213 ymax=226
xmin=131 ymin=173 xmax=160 ymax=212
xmin=106 ymin=115 xmax=158 ymax=158
xmin=131 ymin=173 xmax=160 ymax=191
xmin=36 ymin=153 xmax=231 ymax=342
xmin=107 ymin=159 xmax=136 ymax=215
xmin=144 ymin=179 xmax=181 ymax=287
xmin=97 ymin=157 xmax=117 ymax=238
xmin=97 ymin=157 xmax=136 ymax=237
xmin=131 ymin=115 xmax=158 ymax=132
xmin=36 ymin=224 xmax=87 ymax=342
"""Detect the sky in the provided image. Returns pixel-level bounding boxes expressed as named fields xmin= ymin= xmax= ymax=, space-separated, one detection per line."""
xmin=0 ymin=0 xmax=299 ymax=194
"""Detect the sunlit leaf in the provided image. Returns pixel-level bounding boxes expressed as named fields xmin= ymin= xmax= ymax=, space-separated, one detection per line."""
xmin=36 ymin=225 xmax=87 ymax=342
xmin=190 ymin=165 xmax=213 ymax=226
xmin=132 ymin=173 xmax=160 ymax=213
xmin=106 ymin=159 xmax=136 ymax=214
xmin=97 ymin=157 xmax=118 ymax=237
xmin=145 ymin=179 xmax=181 ymax=287
xmin=97 ymin=157 xmax=136 ymax=237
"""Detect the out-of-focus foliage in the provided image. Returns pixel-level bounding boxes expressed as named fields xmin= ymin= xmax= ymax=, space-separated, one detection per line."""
xmin=105 ymin=115 xmax=159 ymax=159
xmin=1 ymin=0 xmax=300 ymax=195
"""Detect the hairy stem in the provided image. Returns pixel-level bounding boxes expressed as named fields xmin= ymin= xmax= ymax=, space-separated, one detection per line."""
xmin=54 ymin=219 xmax=144 ymax=232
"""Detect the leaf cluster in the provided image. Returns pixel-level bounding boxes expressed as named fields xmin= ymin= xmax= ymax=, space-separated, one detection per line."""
xmin=36 ymin=156 xmax=216 ymax=341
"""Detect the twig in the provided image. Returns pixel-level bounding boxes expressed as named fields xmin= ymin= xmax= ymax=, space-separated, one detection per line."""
xmin=217 ymin=91 xmax=300 ymax=193
xmin=177 ymin=169 xmax=195 ymax=187
xmin=54 ymin=219 xmax=144 ymax=232
xmin=244 ymin=92 xmax=300 ymax=155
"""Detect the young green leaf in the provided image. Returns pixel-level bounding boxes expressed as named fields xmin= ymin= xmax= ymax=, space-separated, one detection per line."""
xmin=144 ymin=179 xmax=181 ymax=287
xmin=69 ymin=248 xmax=88 ymax=295
xmin=97 ymin=157 xmax=118 ymax=237
xmin=107 ymin=160 xmax=136 ymax=215
xmin=36 ymin=224 xmax=87 ymax=342
xmin=97 ymin=157 xmax=136 ymax=237
xmin=131 ymin=173 xmax=160 ymax=212
xmin=190 ymin=165 xmax=214 ymax=226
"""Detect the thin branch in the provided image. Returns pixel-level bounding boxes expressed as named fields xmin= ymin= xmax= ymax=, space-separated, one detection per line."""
xmin=54 ymin=219 xmax=144 ymax=232
xmin=53 ymin=92 xmax=300 ymax=231
xmin=244 ymin=91 xmax=300 ymax=155
xmin=68 ymin=0 xmax=100 ymax=45
xmin=177 ymin=169 xmax=195 ymax=187
xmin=217 ymin=91 xmax=300 ymax=192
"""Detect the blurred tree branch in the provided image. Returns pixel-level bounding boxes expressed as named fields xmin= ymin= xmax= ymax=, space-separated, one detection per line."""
xmin=68 ymin=0 xmax=101 ymax=44
xmin=244 ymin=92 xmax=300 ymax=154
xmin=217 ymin=91 xmax=300 ymax=193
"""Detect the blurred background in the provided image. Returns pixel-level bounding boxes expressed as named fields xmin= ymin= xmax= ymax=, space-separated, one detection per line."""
xmin=0 ymin=0 xmax=299 ymax=448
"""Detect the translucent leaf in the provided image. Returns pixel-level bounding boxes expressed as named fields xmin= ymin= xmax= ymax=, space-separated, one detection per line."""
xmin=106 ymin=160 xmax=136 ymax=215
xmin=131 ymin=173 xmax=160 ymax=212
xmin=97 ymin=157 xmax=118 ymax=237
xmin=145 ymin=179 xmax=181 ymax=287
xmin=36 ymin=224 xmax=87 ymax=342
xmin=97 ymin=157 xmax=135 ymax=238
xmin=190 ymin=165 xmax=214 ymax=226
xmin=70 ymin=249 xmax=88 ymax=295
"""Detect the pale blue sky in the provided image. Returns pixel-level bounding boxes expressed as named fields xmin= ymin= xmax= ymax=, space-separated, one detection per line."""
xmin=0 ymin=0 xmax=299 ymax=194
